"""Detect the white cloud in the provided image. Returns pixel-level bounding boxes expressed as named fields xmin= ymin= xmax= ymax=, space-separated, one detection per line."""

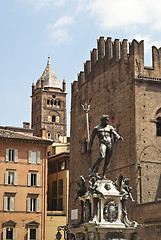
xmin=53 ymin=16 xmax=74 ymax=28
xmin=48 ymin=28 xmax=72 ymax=44
xmin=79 ymin=0 xmax=161 ymax=31
xmin=47 ymin=16 xmax=74 ymax=44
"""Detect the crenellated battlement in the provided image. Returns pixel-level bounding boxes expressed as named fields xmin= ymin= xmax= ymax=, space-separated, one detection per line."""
xmin=73 ymin=37 xmax=161 ymax=96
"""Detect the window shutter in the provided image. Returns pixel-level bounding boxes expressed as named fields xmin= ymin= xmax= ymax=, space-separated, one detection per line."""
xmin=5 ymin=172 xmax=8 ymax=185
xmin=6 ymin=149 xmax=9 ymax=162
xmin=4 ymin=197 xmax=8 ymax=211
xmin=27 ymin=228 xmax=30 ymax=240
xmin=37 ymin=173 xmax=40 ymax=187
xmin=13 ymin=228 xmax=17 ymax=240
xmin=37 ymin=151 xmax=40 ymax=164
xmin=10 ymin=197 xmax=14 ymax=211
xmin=28 ymin=173 xmax=31 ymax=186
xmin=14 ymin=172 xmax=18 ymax=185
xmin=27 ymin=198 xmax=30 ymax=212
xmin=28 ymin=151 xmax=31 ymax=164
xmin=36 ymin=228 xmax=40 ymax=240
xmin=3 ymin=227 xmax=6 ymax=240
xmin=14 ymin=149 xmax=18 ymax=163
xmin=36 ymin=198 xmax=40 ymax=212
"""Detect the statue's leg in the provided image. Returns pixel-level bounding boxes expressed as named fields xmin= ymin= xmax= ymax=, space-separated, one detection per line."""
xmin=103 ymin=143 xmax=113 ymax=178
xmin=90 ymin=144 xmax=105 ymax=173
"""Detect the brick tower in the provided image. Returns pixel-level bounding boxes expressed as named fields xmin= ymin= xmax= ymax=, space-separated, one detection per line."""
xmin=31 ymin=57 xmax=67 ymax=140
xmin=69 ymin=37 xmax=161 ymax=239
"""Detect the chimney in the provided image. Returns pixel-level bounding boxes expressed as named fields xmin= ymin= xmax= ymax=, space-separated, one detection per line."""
xmin=41 ymin=128 xmax=46 ymax=139
xmin=23 ymin=122 xmax=30 ymax=129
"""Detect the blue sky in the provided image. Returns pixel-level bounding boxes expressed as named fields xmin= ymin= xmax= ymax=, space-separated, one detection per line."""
xmin=1 ymin=0 xmax=161 ymax=136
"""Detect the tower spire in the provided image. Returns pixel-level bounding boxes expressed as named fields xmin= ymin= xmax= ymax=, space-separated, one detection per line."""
xmin=47 ymin=56 xmax=51 ymax=65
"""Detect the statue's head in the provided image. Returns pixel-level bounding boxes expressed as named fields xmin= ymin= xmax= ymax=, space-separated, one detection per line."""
xmin=101 ymin=115 xmax=110 ymax=126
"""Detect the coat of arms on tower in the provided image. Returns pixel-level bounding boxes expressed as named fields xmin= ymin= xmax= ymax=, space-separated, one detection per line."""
xmin=103 ymin=201 xmax=118 ymax=222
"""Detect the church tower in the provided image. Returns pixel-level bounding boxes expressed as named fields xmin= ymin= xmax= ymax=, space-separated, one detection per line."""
xmin=31 ymin=57 xmax=67 ymax=140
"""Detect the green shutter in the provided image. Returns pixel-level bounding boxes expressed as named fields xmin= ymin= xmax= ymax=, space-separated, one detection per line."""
xmin=4 ymin=197 xmax=8 ymax=211
xmin=28 ymin=151 xmax=31 ymax=164
xmin=27 ymin=228 xmax=30 ymax=240
xmin=36 ymin=228 xmax=40 ymax=240
xmin=5 ymin=172 xmax=8 ymax=185
xmin=3 ymin=227 xmax=6 ymax=240
xmin=28 ymin=173 xmax=31 ymax=186
xmin=36 ymin=173 xmax=40 ymax=187
xmin=27 ymin=198 xmax=30 ymax=212
xmin=10 ymin=197 xmax=14 ymax=211
xmin=14 ymin=172 xmax=18 ymax=185
xmin=37 ymin=151 xmax=40 ymax=164
xmin=13 ymin=228 xmax=17 ymax=240
xmin=14 ymin=149 xmax=18 ymax=163
xmin=36 ymin=198 xmax=40 ymax=212
xmin=6 ymin=149 xmax=9 ymax=162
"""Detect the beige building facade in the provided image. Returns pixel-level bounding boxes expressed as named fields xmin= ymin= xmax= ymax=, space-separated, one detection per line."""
xmin=0 ymin=127 xmax=52 ymax=240
xmin=69 ymin=37 xmax=161 ymax=239
xmin=46 ymin=139 xmax=69 ymax=240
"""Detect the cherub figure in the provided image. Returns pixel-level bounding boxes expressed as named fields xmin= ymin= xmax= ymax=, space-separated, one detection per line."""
xmin=120 ymin=178 xmax=135 ymax=202
xmin=120 ymin=177 xmax=137 ymax=227
xmin=87 ymin=176 xmax=105 ymax=199
xmin=74 ymin=176 xmax=86 ymax=202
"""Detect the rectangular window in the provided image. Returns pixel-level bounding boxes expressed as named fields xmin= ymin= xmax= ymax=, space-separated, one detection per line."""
xmin=27 ymin=197 xmax=40 ymax=212
xmin=58 ymin=198 xmax=63 ymax=211
xmin=58 ymin=161 xmax=66 ymax=171
xmin=9 ymin=150 xmax=14 ymax=162
xmin=30 ymin=229 xmax=36 ymax=240
xmin=5 ymin=171 xmax=18 ymax=186
xmin=59 ymin=179 xmax=63 ymax=195
xmin=28 ymin=151 xmax=40 ymax=164
xmin=8 ymin=172 xmax=14 ymax=185
xmin=6 ymin=149 xmax=18 ymax=163
xmin=31 ymin=174 xmax=37 ymax=186
xmin=52 ymin=181 xmax=57 ymax=197
xmin=31 ymin=151 xmax=37 ymax=164
xmin=52 ymin=199 xmax=57 ymax=211
xmin=4 ymin=196 xmax=14 ymax=212
xmin=6 ymin=228 xmax=13 ymax=240
xmin=30 ymin=198 xmax=36 ymax=212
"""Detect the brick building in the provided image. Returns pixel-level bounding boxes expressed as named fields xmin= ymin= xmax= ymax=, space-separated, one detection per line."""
xmin=0 ymin=127 xmax=52 ymax=240
xmin=69 ymin=37 xmax=161 ymax=239
xmin=31 ymin=56 xmax=67 ymax=140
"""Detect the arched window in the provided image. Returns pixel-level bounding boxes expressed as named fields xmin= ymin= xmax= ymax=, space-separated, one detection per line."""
xmin=47 ymin=132 xmax=51 ymax=139
xmin=58 ymin=100 xmax=61 ymax=107
xmin=52 ymin=116 xmax=56 ymax=122
xmin=51 ymin=100 xmax=53 ymax=105
xmin=47 ymin=99 xmax=50 ymax=105
xmin=156 ymin=117 xmax=161 ymax=136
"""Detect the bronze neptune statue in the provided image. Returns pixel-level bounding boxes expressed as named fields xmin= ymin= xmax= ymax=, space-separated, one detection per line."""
xmin=89 ymin=115 xmax=123 ymax=179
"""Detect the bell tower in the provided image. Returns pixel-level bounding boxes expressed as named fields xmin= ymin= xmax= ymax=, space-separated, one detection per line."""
xmin=31 ymin=57 xmax=67 ymax=140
